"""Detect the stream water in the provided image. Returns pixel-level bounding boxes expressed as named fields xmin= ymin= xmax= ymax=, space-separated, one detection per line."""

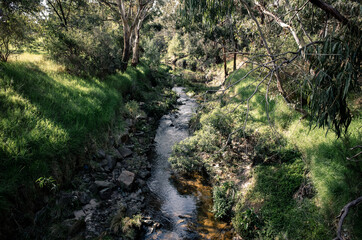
xmin=144 ymin=87 xmax=233 ymax=240
xmin=145 ymin=87 xmax=198 ymax=239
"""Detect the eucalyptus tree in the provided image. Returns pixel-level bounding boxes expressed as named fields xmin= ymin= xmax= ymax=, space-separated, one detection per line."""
xmin=179 ymin=0 xmax=238 ymax=77
xmin=99 ymin=0 xmax=155 ymax=71
xmin=179 ymin=0 xmax=361 ymax=138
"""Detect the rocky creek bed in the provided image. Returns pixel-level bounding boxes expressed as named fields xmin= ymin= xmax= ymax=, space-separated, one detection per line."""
xmin=36 ymin=86 xmax=233 ymax=240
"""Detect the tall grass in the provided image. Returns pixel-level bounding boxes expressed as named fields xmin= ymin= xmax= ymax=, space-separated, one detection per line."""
xmin=227 ymin=67 xmax=362 ymax=238
xmin=0 ymin=53 xmax=150 ymax=214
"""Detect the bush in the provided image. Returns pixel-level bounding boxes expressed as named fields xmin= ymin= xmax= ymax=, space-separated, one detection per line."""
xmin=212 ymin=181 xmax=235 ymax=221
xmin=143 ymin=36 xmax=164 ymax=69
xmin=232 ymin=208 xmax=262 ymax=239
xmin=200 ymin=107 xmax=233 ymax=137
xmin=169 ymin=137 xmax=202 ymax=174
xmin=46 ymin=26 xmax=122 ymax=77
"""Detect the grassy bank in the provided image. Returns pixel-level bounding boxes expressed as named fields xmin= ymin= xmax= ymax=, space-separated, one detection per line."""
xmin=169 ymin=66 xmax=362 ymax=239
xmin=0 ymin=53 xmax=163 ymax=230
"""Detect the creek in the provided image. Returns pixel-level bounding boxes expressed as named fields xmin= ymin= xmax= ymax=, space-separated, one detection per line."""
xmin=144 ymin=87 xmax=233 ymax=240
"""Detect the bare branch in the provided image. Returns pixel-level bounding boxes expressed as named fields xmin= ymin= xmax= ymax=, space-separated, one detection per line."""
xmin=334 ymin=196 xmax=362 ymax=240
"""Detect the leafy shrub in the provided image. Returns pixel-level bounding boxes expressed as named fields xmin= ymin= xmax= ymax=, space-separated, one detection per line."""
xmin=212 ymin=181 xmax=235 ymax=221
xmin=111 ymin=210 xmax=142 ymax=239
xmin=169 ymin=137 xmax=202 ymax=174
xmin=46 ymin=26 xmax=122 ymax=77
xmin=169 ymin=125 xmax=220 ymax=174
xmin=200 ymin=107 xmax=233 ymax=137
xmin=143 ymin=36 xmax=164 ymax=68
xmin=232 ymin=208 xmax=262 ymax=239
xmin=125 ymin=100 xmax=146 ymax=122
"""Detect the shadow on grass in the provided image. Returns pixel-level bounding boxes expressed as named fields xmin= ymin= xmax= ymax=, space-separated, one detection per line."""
xmin=0 ymin=61 xmax=149 ymax=223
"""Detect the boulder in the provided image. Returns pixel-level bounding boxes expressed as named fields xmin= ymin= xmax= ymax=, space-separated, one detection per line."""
xmin=117 ymin=170 xmax=135 ymax=189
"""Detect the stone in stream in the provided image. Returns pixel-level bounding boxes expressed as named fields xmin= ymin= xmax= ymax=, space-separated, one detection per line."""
xmin=117 ymin=170 xmax=135 ymax=189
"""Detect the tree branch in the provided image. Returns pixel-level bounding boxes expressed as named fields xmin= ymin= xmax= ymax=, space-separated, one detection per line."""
xmin=334 ymin=196 xmax=362 ymax=240
xmin=308 ymin=0 xmax=348 ymax=25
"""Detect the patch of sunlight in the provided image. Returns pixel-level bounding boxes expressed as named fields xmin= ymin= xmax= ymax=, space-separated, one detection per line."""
xmin=9 ymin=53 xmax=65 ymax=73
xmin=30 ymin=118 xmax=69 ymax=145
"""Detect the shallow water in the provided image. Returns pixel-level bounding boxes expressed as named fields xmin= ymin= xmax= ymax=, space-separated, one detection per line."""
xmin=144 ymin=87 xmax=233 ymax=240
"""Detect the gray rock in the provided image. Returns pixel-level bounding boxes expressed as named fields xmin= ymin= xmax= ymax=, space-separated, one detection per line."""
xmin=138 ymin=170 xmax=151 ymax=179
xmin=82 ymin=199 xmax=98 ymax=215
xmin=112 ymin=148 xmax=123 ymax=160
xmin=117 ymin=129 xmax=130 ymax=145
xmin=125 ymin=118 xmax=133 ymax=127
xmin=94 ymin=180 xmax=114 ymax=189
xmin=99 ymin=188 xmax=112 ymax=200
xmin=115 ymin=162 xmax=122 ymax=169
xmin=97 ymin=149 xmax=106 ymax=159
xmin=100 ymin=159 xmax=108 ymax=167
xmin=106 ymin=155 xmax=116 ymax=170
xmin=117 ymin=170 xmax=135 ymax=189
xmin=74 ymin=210 xmax=86 ymax=219
xmin=89 ymin=183 xmax=98 ymax=195
xmin=119 ymin=146 xmax=133 ymax=158
xmin=57 ymin=192 xmax=74 ymax=207
xmin=77 ymin=191 xmax=91 ymax=205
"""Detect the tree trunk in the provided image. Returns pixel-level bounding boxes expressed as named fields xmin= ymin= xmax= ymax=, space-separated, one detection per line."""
xmin=223 ymin=39 xmax=228 ymax=78
xmin=131 ymin=23 xmax=141 ymax=67
xmin=121 ymin=26 xmax=131 ymax=72
xmin=233 ymin=41 xmax=237 ymax=71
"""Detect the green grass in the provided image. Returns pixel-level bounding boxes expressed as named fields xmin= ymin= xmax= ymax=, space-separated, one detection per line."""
xmin=170 ymin=64 xmax=362 ymax=239
xmin=228 ymin=68 xmax=362 ymax=238
xmin=0 ymin=54 xmax=152 ymax=215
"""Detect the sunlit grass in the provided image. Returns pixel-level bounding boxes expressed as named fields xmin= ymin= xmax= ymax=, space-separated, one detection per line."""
xmin=225 ymin=68 xmax=362 ymax=238
xmin=0 ymin=53 xmax=151 ymax=213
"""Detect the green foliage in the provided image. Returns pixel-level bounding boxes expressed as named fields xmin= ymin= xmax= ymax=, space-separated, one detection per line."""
xmin=169 ymin=137 xmax=202 ymax=174
xmin=169 ymin=124 xmax=221 ymax=174
xmin=0 ymin=54 xmax=151 ymax=224
xmin=232 ymin=208 xmax=262 ymax=239
xmin=36 ymin=176 xmax=58 ymax=192
xmin=167 ymin=33 xmax=184 ymax=59
xmin=46 ymin=26 xmax=122 ymax=77
xmin=0 ymin=11 xmax=32 ymax=61
xmin=246 ymin=158 xmax=330 ymax=239
xmin=143 ymin=37 xmax=163 ymax=68
xmin=111 ymin=211 xmax=142 ymax=239
xmin=200 ymin=107 xmax=233 ymax=136
xmin=212 ymin=181 xmax=235 ymax=221
xmin=125 ymin=100 xmax=146 ymax=122
xmin=305 ymin=33 xmax=361 ymax=137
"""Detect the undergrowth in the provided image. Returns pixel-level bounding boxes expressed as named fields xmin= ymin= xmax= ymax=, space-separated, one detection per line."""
xmin=169 ymin=65 xmax=362 ymax=239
